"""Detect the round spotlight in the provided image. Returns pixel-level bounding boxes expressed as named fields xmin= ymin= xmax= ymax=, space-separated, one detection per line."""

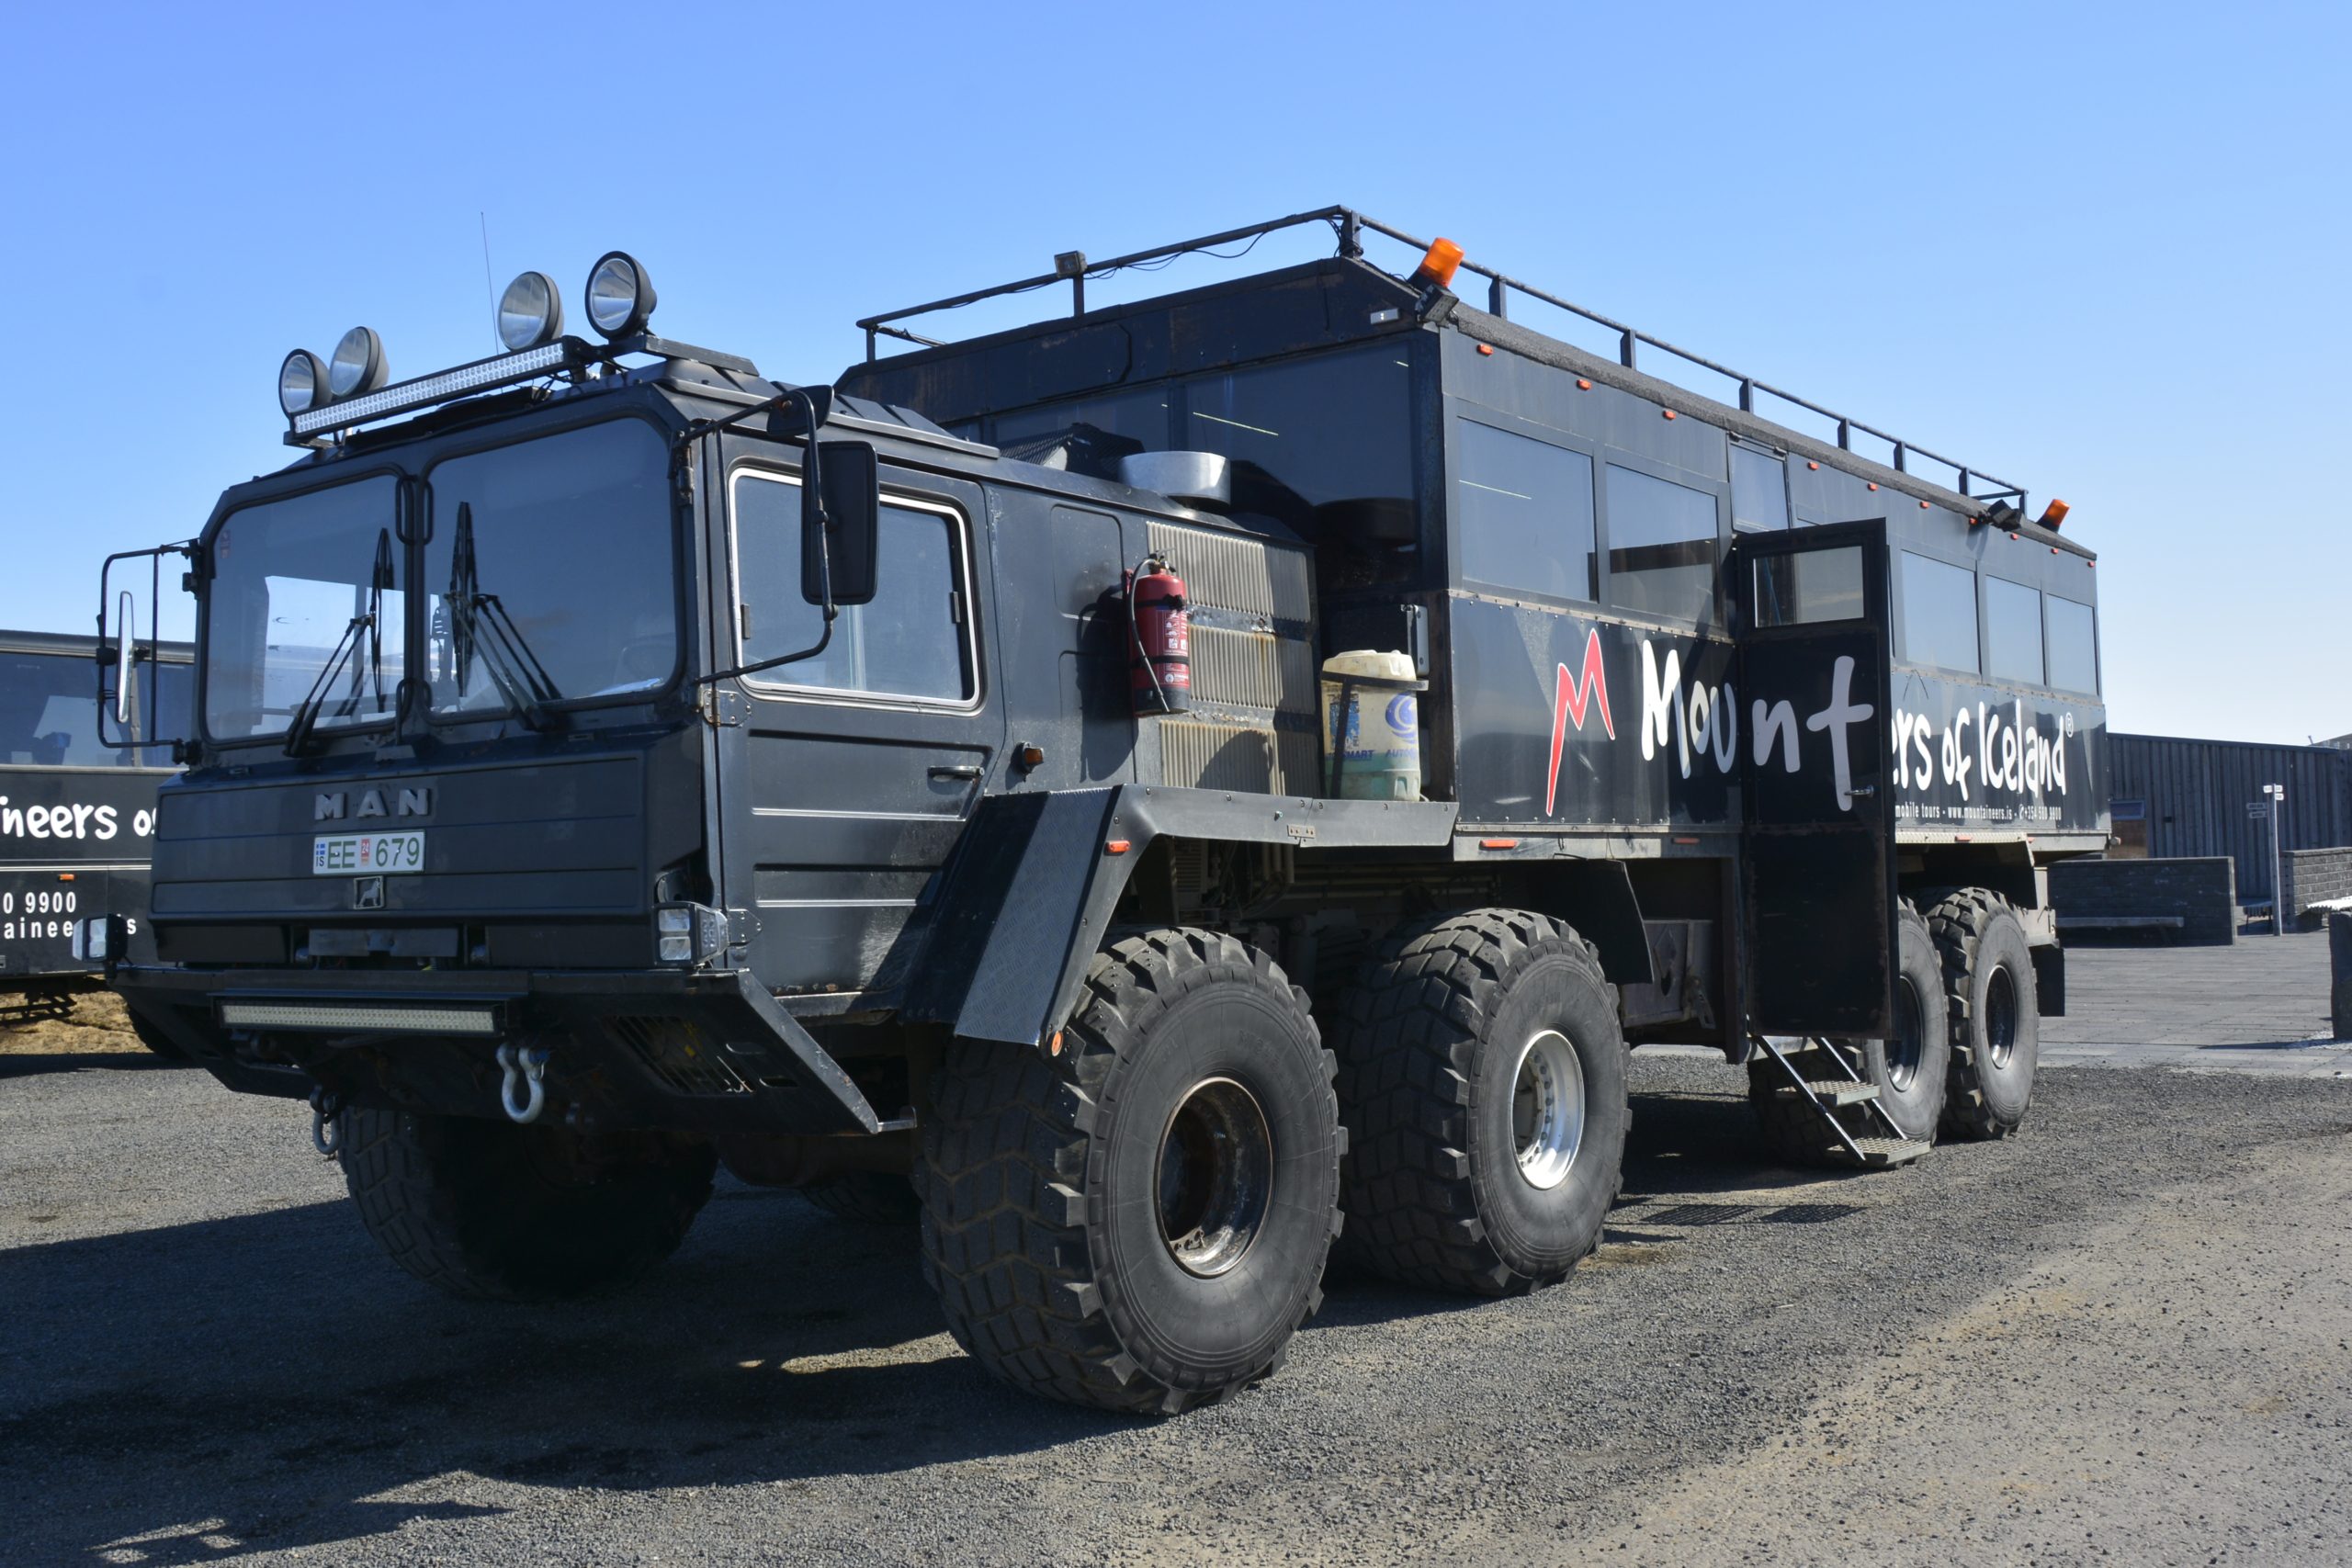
xmin=496 ymin=270 xmax=564 ymax=352
xmin=278 ymin=348 xmax=328 ymax=416
xmin=584 ymin=251 xmax=657 ymax=339
xmin=328 ymin=326 xmax=389 ymax=399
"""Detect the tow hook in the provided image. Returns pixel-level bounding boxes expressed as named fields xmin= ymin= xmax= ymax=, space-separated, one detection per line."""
xmin=310 ymin=1088 xmax=344 ymax=1158
xmin=496 ymin=1043 xmax=551 ymax=1125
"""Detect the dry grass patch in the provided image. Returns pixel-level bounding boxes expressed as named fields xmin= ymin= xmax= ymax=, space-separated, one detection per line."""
xmin=1 ymin=990 xmax=148 ymax=1055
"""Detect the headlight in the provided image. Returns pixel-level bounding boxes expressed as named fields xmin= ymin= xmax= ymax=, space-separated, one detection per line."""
xmin=655 ymin=901 xmax=725 ymax=966
xmin=278 ymin=349 xmax=328 ymax=416
xmin=584 ymin=250 xmax=657 ymax=339
xmin=328 ymin=325 xmax=389 ymax=398
xmin=496 ymin=270 xmax=564 ymax=351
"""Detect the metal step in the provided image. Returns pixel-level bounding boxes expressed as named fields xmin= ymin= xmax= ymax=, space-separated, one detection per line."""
xmin=1777 ymin=1079 xmax=1881 ymax=1105
xmin=1838 ymin=1136 xmax=1933 ymax=1168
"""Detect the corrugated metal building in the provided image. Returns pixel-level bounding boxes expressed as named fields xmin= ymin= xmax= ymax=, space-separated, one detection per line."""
xmin=2108 ymin=733 xmax=2352 ymax=904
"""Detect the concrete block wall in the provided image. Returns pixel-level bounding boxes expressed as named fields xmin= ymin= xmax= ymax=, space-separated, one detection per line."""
xmin=2049 ymin=857 xmax=2238 ymax=946
xmin=2282 ymin=847 xmax=2352 ymax=929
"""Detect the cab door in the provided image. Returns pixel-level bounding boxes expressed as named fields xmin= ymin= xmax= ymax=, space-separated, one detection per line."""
xmin=1729 ymin=520 xmax=1896 ymax=1036
xmin=712 ymin=455 xmax=1001 ymax=993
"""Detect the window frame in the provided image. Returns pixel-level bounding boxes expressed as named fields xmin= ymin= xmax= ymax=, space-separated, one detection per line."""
xmin=1450 ymin=413 xmax=1601 ymax=608
xmin=725 ymin=463 xmax=983 ymax=713
xmin=2042 ymin=589 xmax=2101 ymax=696
xmin=419 ymin=412 xmax=687 ymax=729
xmin=1894 ymin=548 xmax=1983 ymax=676
xmin=1597 ymin=450 xmax=1729 ymax=633
xmin=197 ymin=467 xmax=409 ymax=748
xmin=1980 ymin=572 xmax=2047 ymax=688
xmin=1729 ymin=439 xmax=1792 ymax=533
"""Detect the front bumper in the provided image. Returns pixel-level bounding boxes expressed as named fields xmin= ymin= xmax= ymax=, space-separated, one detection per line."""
xmin=113 ymin=963 xmax=888 ymax=1135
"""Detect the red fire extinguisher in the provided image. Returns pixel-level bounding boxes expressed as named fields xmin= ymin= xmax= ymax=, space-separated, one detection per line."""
xmin=1127 ymin=555 xmax=1191 ymax=715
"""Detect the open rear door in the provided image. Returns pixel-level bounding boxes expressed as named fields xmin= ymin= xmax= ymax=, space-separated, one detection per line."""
xmin=1731 ymin=520 xmax=1896 ymax=1037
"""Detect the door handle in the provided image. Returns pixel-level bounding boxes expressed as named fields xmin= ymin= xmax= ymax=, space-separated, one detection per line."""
xmin=929 ymin=764 xmax=982 ymax=781
xmin=1849 ymin=784 xmax=1877 ymax=797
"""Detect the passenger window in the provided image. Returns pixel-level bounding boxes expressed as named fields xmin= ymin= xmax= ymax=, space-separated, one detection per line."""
xmin=2045 ymin=594 xmax=2099 ymax=694
xmin=1604 ymin=464 xmax=1720 ymax=626
xmin=1897 ymin=552 xmax=1979 ymax=673
xmin=1454 ymin=421 xmax=1596 ymax=602
xmin=1753 ymin=546 xmax=1865 ymax=626
xmin=733 ymin=474 xmax=971 ymax=703
xmin=1731 ymin=445 xmax=1790 ymax=531
xmin=1180 ymin=343 xmax=1417 ymax=523
xmin=1983 ymin=576 xmax=2044 ymax=685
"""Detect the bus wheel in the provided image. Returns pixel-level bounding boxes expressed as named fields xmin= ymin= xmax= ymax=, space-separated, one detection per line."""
xmin=336 ymin=1108 xmax=717 ymax=1302
xmin=1927 ymin=889 xmax=2041 ymax=1140
xmin=1747 ymin=901 xmax=1950 ymax=1159
xmin=919 ymin=929 xmax=1340 ymax=1415
xmin=1335 ymin=909 xmax=1629 ymax=1296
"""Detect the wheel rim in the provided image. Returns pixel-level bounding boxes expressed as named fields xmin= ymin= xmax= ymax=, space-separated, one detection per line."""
xmin=1156 ymin=1077 xmax=1272 ymax=1278
xmin=1510 ymin=1029 xmax=1586 ymax=1191
xmin=1984 ymin=965 xmax=2018 ymax=1070
xmin=1885 ymin=976 xmax=1924 ymax=1092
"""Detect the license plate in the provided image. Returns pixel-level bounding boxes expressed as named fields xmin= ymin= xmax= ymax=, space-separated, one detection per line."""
xmin=312 ymin=830 xmax=426 ymax=876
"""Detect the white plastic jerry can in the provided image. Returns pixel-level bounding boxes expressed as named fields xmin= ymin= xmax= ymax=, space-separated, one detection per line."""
xmin=1318 ymin=649 xmax=1424 ymax=801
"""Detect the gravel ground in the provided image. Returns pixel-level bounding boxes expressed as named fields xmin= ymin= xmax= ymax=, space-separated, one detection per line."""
xmin=4 ymin=952 xmax=2349 ymax=1567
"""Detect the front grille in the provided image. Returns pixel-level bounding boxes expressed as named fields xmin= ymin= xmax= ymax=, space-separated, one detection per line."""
xmin=605 ymin=1015 xmax=751 ymax=1096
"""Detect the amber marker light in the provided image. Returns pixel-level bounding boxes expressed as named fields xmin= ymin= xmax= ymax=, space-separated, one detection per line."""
xmin=1480 ymin=838 xmax=1520 ymax=851
xmin=1104 ymin=840 xmax=1131 ymax=855
xmin=1408 ymin=237 xmax=1465 ymax=290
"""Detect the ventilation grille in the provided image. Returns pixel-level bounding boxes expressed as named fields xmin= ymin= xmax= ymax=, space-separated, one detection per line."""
xmin=606 ymin=1016 xmax=751 ymax=1097
xmin=1148 ymin=521 xmax=1313 ymax=618
xmin=1189 ymin=626 xmax=1317 ymax=713
xmin=1160 ymin=720 xmax=1319 ymax=795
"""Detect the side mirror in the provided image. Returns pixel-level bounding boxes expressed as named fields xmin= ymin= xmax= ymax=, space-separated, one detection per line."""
xmin=801 ymin=441 xmax=880 ymax=609
xmin=113 ymin=590 xmax=138 ymax=727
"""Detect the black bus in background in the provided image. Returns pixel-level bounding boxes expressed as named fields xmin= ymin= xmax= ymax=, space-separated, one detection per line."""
xmin=0 ymin=628 xmax=188 ymax=1044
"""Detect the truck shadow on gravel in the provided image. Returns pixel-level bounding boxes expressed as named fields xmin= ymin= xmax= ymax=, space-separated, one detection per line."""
xmin=0 ymin=1082 xmax=1857 ymax=1564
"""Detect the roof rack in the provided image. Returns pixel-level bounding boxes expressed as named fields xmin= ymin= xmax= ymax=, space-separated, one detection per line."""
xmin=855 ymin=204 xmax=2029 ymax=508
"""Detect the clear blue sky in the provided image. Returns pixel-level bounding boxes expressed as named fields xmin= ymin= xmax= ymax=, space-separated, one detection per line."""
xmin=4 ymin=1 xmax=2344 ymax=743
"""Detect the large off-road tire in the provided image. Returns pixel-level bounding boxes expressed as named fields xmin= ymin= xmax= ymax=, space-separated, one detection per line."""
xmin=1747 ymin=901 xmax=1951 ymax=1160
xmin=800 ymin=1171 xmax=922 ymax=1225
xmin=1927 ymin=888 xmax=2041 ymax=1140
xmin=335 ymin=1108 xmax=717 ymax=1302
xmin=1334 ymin=909 xmax=1629 ymax=1297
xmin=919 ymin=929 xmax=1341 ymax=1415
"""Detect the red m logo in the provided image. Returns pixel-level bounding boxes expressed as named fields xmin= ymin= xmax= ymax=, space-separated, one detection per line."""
xmin=1545 ymin=628 xmax=1615 ymax=816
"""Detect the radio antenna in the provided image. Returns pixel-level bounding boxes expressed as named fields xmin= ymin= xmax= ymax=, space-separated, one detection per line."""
xmin=479 ymin=212 xmax=496 ymax=349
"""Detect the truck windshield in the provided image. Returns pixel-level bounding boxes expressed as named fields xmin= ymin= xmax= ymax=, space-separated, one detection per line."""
xmin=423 ymin=420 xmax=676 ymax=716
xmin=205 ymin=476 xmax=405 ymax=741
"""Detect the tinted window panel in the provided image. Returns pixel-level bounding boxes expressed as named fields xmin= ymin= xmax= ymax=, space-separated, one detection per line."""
xmin=1731 ymin=446 xmax=1790 ymax=531
xmin=2046 ymin=594 xmax=2099 ymax=694
xmin=1455 ymin=422 xmax=1595 ymax=601
xmin=1181 ymin=344 xmax=1415 ymax=523
xmin=1984 ymin=576 xmax=2044 ymax=685
xmin=1605 ymin=464 xmax=1720 ymax=625
xmin=1899 ymin=552 xmax=1979 ymax=672
xmin=0 ymin=650 xmax=181 ymax=766
xmin=1754 ymin=546 xmax=1865 ymax=626
xmin=736 ymin=478 xmax=970 ymax=703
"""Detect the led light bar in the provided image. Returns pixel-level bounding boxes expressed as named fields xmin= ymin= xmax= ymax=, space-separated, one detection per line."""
xmin=289 ymin=340 xmax=576 ymax=440
xmin=219 ymin=999 xmax=503 ymax=1036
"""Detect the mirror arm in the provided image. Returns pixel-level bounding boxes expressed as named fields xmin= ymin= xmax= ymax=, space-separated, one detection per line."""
xmin=695 ymin=387 xmax=842 ymax=689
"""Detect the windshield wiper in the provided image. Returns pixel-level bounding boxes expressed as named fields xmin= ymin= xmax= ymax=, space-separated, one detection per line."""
xmin=284 ymin=528 xmax=393 ymax=756
xmin=447 ymin=502 xmax=561 ymax=729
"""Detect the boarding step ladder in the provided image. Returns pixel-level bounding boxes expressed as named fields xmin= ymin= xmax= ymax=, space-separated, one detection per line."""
xmin=1750 ymin=1034 xmax=1933 ymax=1168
